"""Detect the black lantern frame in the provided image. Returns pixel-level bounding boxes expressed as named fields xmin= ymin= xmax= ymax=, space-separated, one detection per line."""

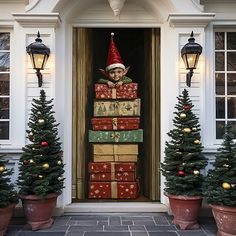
xmin=181 ymin=31 xmax=202 ymax=87
xmin=26 ymin=32 xmax=50 ymax=87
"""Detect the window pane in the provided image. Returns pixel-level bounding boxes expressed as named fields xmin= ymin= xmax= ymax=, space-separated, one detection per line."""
xmin=215 ymin=52 xmax=225 ymax=71
xmin=227 ymin=97 xmax=236 ymax=118
xmin=216 ymin=73 xmax=225 ymax=95
xmin=216 ymin=97 xmax=225 ymax=118
xmin=0 ymin=74 xmax=9 ymax=95
xmin=227 ymin=52 xmax=236 ymax=71
xmin=227 ymin=73 xmax=236 ymax=95
xmin=227 ymin=32 xmax=236 ymax=50
xmin=0 ymin=121 xmax=9 ymax=139
xmin=215 ymin=32 xmax=224 ymax=50
xmin=216 ymin=121 xmax=225 ymax=139
xmin=0 ymin=33 xmax=10 ymax=50
xmin=0 ymin=98 xmax=9 ymax=119
xmin=0 ymin=52 xmax=10 ymax=72
xmin=231 ymin=121 xmax=236 ymax=138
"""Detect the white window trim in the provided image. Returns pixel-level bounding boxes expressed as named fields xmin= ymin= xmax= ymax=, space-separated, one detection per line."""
xmin=204 ymin=22 xmax=236 ymax=149
xmin=0 ymin=29 xmax=11 ymax=144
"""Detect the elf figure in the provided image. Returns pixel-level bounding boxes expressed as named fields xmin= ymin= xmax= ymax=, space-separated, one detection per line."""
xmin=99 ymin=33 xmax=132 ymax=88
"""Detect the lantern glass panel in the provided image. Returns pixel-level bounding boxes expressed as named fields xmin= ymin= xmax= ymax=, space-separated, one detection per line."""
xmin=33 ymin=53 xmax=46 ymax=70
xmin=187 ymin=53 xmax=198 ymax=69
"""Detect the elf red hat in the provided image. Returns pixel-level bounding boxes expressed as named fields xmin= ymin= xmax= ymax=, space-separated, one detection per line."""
xmin=106 ymin=33 xmax=125 ymax=71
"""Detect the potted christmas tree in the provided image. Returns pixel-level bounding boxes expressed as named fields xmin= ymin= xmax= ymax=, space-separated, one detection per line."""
xmin=203 ymin=123 xmax=236 ymax=236
xmin=161 ymin=89 xmax=207 ymax=230
xmin=17 ymin=90 xmax=65 ymax=230
xmin=0 ymin=154 xmax=18 ymax=235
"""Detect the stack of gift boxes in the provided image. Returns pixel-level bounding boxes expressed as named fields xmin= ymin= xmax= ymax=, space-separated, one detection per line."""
xmin=88 ymin=82 xmax=143 ymax=199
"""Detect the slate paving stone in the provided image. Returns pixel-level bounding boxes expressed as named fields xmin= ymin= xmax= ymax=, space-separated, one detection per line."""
xmin=104 ymin=225 xmax=129 ymax=231
xmin=129 ymin=225 xmax=146 ymax=231
xmin=84 ymin=232 xmax=130 ymax=236
xmin=68 ymin=220 xmax=98 ymax=226
xmin=17 ymin=233 xmax=66 ymax=236
xmin=149 ymin=232 xmax=178 ymax=236
xmin=70 ymin=215 xmax=108 ymax=220
xmin=65 ymin=232 xmax=84 ymax=236
xmin=68 ymin=225 xmax=103 ymax=231
xmin=109 ymin=216 xmax=121 ymax=225
xmin=153 ymin=215 xmax=170 ymax=225
xmin=131 ymin=232 xmax=149 ymax=236
xmin=6 ymin=213 xmax=217 ymax=236
xmin=133 ymin=220 xmax=156 ymax=226
xmin=146 ymin=225 xmax=177 ymax=231
xmin=122 ymin=220 xmax=134 ymax=225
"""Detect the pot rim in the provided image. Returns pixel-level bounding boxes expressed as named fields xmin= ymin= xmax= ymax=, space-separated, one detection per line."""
xmin=165 ymin=192 xmax=203 ymax=200
xmin=210 ymin=204 xmax=236 ymax=212
xmin=20 ymin=193 xmax=59 ymax=200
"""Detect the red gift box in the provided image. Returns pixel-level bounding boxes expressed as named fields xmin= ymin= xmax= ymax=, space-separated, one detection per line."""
xmin=95 ymin=83 xmax=138 ymax=99
xmin=88 ymin=181 xmax=139 ymax=199
xmin=88 ymin=162 xmax=136 ymax=181
xmin=91 ymin=117 xmax=140 ymax=131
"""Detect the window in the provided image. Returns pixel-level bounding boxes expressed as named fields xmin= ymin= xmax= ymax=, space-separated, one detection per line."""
xmin=0 ymin=32 xmax=10 ymax=140
xmin=215 ymin=31 xmax=236 ymax=139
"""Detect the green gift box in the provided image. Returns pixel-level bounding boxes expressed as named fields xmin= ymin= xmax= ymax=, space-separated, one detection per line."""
xmin=89 ymin=129 xmax=143 ymax=143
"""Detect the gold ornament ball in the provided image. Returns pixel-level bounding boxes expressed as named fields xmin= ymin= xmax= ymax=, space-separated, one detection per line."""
xmin=29 ymin=132 xmax=34 ymax=136
xmin=0 ymin=166 xmax=5 ymax=172
xmin=29 ymin=159 xmax=34 ymax=163
xmin=57 ymin=160 xmax=62 ymax=165
xmin=193 ymin=170 xmax=200 ymax=175
xmin=58 ymin=176 xmax=62 ymax=181
xmin=194 ymin=139 xmax=200 ymax=144
xmin=183 ymin=128 xmax=191 ymax=133
xmin=192 ymin=127 xmax=197 ymax=131
xmin=180 ymin=113 xmax=186 ymax=118
xmin=42 ymin=163 xmax=49 ymax=169
xmin=38 ymin=175 xmax=43 ymax=178
xmin=222 ymin=182 xmax=231 ymax=189
xmin=38 ymin=119 xmax=45 ymax=124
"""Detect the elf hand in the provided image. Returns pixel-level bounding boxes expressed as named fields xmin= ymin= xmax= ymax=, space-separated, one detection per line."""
xmin=116 ymin=81 xmax=123 ymax=87
xmin=107 ymin=81 xmax=115 ymax=88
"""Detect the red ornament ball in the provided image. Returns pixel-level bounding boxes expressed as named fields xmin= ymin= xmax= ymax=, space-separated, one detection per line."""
xmin=40 ymin=141 xmax=49 ymax=147
xmin=184 ymin=105 xmax=190 ymax=110
xmin=178 ymin=170 xmax=185 ymax=176
xmin=23 ymin=160 xmax=29 ymax=165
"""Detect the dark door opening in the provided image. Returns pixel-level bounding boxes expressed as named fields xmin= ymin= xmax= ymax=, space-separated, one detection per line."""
xmin=72 ymin=28 xmax=160 ymax=202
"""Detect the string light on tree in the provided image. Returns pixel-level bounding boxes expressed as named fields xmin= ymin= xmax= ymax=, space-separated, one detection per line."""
xmin=38 ymin=119 xmax=45 ymax=124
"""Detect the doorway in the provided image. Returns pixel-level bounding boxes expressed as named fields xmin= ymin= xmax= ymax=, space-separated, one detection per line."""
xmin=72 ymin=28 xmax=160 ymax=201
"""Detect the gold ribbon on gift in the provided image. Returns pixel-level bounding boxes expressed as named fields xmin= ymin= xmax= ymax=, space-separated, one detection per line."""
xmin=111 ymin=163 xmax=115 ymax=180
xmin=112 ymin=118 xmax=118 ymax=130
xmin=111 ymin=132 xmax=120 ymax=142
xmin=111 ymin=181 xmax=118 ymax=198
xmin=112 ymin=88 xmax=117 ymax=99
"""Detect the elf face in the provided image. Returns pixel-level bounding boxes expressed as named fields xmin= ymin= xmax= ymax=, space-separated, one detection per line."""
xmin=108 ymin=67 xmax=125 ymax=82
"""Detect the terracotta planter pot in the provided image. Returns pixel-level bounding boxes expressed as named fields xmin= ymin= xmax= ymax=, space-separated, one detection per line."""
xmin=0 ymin=203 xmax=16 ymax=236
xmin=211 ymin=204 xmax=236 ymax=236
xmin=20 ymin=193 xmax=58 ymax=231
xmin=166 ymin=193 xmax=203 ymax=230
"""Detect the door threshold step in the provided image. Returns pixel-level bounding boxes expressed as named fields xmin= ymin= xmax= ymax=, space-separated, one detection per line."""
xmin=64 ymin=202 xmax=167 ymax=213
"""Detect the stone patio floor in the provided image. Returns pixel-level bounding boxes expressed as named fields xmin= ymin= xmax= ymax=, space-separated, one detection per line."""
xmin=6 ymin=213 xmax=217 ymax=236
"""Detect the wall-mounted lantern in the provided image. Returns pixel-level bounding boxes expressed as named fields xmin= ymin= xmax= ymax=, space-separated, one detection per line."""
xmin=181 ymin=31 xmax=202 ymax=87
xmin=26 ymin=32 xmax=50 ymax=87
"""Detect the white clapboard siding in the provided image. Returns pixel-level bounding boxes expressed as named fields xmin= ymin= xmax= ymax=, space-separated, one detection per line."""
xmin=26 ymin=33 xmax=53 ymax=130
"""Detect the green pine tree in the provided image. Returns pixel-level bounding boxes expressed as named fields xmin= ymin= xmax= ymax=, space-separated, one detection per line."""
xmin=161 ymin=89 xmax=207 ymax=196
xmin=203 ymin=123 xmax=236 ymax=206
xmin=0 ymin=154 xmax=18 ymax=208
xmin=17 ymin=90 xmax=65 ymax=197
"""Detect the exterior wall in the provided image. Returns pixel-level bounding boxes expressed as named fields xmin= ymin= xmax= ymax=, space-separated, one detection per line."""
xmin=1 ymin=0 xmax=235 ymax=211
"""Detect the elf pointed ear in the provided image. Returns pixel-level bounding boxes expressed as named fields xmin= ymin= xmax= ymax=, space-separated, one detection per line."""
xmin=99 ymin=68 xmax=109 ymax=77
xmin=123 ymin=66 xmax=130 ymax=76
